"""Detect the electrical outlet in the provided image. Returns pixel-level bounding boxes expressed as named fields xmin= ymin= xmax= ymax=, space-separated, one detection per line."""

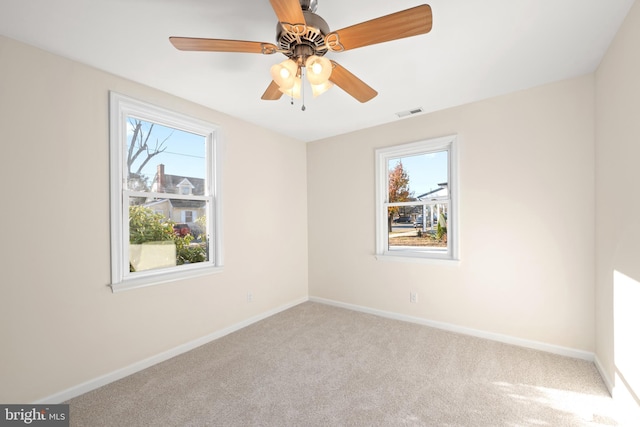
xmin=247 ymin=291 xmax=253 ymax=303
xmin=410 ymin=292 xmax=418 ymax=303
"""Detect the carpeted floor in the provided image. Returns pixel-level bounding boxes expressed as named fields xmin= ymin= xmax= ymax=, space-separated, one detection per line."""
xmin=67 ymin=302 xmax=636 ymax=426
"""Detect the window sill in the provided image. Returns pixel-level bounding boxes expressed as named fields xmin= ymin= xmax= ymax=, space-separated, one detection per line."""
xmin=375 ymin=253 xmax=460 ymax=266
xmin=110 ymin=265 xmax=223 ymax=293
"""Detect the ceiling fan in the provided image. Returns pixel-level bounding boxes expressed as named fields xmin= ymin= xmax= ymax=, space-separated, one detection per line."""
xmin=169 ymin=0 xmax=432 ymax=104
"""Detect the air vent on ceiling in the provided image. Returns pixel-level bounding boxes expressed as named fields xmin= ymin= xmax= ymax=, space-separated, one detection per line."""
xmin=396 ymin=107 xmax=424 ymax=118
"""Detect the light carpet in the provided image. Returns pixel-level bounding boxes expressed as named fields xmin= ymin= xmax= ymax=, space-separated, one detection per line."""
xmin=67 ymin=302 xmax=637 ymax=426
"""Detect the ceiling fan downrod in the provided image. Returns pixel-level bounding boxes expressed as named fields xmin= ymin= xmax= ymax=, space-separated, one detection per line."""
xmin=299 ymin=0 xmax=318 ymax=13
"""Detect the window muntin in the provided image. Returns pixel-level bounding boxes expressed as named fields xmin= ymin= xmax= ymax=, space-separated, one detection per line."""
xmin=110 ymin=93 xmax=222 ymax=291
xmin=375 ymin=136 xmax=458 ymax=261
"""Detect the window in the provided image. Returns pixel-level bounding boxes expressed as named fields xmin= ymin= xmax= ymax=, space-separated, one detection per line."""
xmin=109 ymin=92 xmax=223 ymax=291
xmin=375 ymin=135 xmax=458 ymax=261
xmin=182 ymin=211 xmax=194 ymax=223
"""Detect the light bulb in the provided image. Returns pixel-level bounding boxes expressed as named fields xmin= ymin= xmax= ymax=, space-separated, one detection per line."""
xmin=305 ymin=55 xmax=332 ymax=85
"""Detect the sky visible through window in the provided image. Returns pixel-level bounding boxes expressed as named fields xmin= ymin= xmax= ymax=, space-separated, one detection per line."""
xmin=127 ymin=118 xmax=206 ymax=183
xmin=127 ymin=119 xmax=447 ymax=197
xmin=388 ymin=151 xmax=448 ymax=197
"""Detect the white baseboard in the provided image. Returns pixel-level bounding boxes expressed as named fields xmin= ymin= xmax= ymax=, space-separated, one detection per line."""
xmin=594 ymin=354 xmax=614 ymax=395
xmin=36 ymin=295 xmax=597 ymax=404
xmin=34 ymin=296 xmax=309 ymax=404
xmin=309 ymin=296 xmax=595 ymax=362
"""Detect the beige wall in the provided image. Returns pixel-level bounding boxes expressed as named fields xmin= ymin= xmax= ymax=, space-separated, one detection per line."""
xmin=595 ymin=0 xmax=640 ymax=405
xmin=0 ymin=36 xmax=308 ymax=403
xmin=308 ymin=75 xmax=596 ymax=352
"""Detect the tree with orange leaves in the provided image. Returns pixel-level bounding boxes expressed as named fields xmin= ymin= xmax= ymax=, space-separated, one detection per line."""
xmin=388 ymin=160 xmax=412 ymax=230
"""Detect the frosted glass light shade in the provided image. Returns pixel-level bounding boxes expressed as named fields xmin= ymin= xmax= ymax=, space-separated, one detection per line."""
xmin=270 ymin=59 xmax=298 ymax=90
xmin=311 ymin=80 xmax=334 ymax=97
xmin=279 ymin=76 xmax=302 ymax=99
xmin=305 ymin=55 xmax=332 ymax=85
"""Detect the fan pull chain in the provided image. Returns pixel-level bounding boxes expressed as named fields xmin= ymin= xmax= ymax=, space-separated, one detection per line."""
xmin=301 ymin=67 xmax=306 ymax=111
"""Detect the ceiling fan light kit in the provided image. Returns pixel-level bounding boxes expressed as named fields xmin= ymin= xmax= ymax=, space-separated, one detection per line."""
xmin=170 ymin=0 xmax=433 ymax=107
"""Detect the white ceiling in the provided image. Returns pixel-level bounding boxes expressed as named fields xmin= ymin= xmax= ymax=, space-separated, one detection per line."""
xmin=1 ymin=0 xmax=635 ymax=142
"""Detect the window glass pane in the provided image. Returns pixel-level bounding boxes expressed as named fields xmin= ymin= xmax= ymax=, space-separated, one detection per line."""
xmin=126 ymin=118 xmax=206 ymax=193
xmin=387 ymin=203 xmax=448 ymax=251
xmin=388 ymin=151 xmax=448 ymax=202
xmin=128 ymin=197 xmax=208 ymax=273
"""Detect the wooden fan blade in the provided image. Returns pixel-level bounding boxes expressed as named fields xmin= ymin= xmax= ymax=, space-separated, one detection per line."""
xmin=269 ymin=0 xmax=306 ymax=25
xmin=326 ymin=5 xmax=432 ymax=52
xmin=329 ymin=61 xmax=377 ymax=103
xmin=169 ymin=37 xmax=277 ymax=54
xmin=261 ymin=81 xmax=284 ymax=100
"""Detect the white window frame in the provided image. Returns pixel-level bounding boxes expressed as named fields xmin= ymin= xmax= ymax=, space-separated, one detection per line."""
xmin=109 ymin=92 xmax=223 ymax=292
xmin=375 ymin=135 xmax=459 ymax=263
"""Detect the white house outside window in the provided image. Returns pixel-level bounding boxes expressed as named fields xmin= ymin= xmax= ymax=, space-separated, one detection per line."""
xmin=375 ymin=135 xmax=458 ymax=262
xmin=109 ymin=92 xmax=223 ymax=292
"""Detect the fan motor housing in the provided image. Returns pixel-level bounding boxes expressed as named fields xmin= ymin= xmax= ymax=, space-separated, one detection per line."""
xmin=276 ymin=11 xmax=330 ymax=59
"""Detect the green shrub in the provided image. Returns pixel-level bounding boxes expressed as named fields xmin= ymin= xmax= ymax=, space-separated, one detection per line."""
xmin=129 ymin=205 xmax=174 ymax=244
xmin=129 ymin=205 xmax=206 ymax=269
